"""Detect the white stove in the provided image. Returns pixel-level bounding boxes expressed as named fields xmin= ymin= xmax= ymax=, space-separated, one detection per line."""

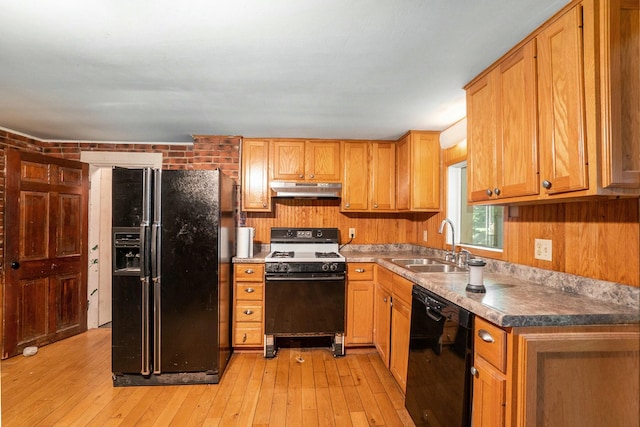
xmin=265 ymin=228 xmax=345 ymax=274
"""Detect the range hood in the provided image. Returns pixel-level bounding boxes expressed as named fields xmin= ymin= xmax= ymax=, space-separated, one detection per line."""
xmin=270 ymin=181 xmax=342 ymax=198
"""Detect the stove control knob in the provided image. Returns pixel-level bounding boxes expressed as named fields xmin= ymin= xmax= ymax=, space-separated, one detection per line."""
xmin=330 ymin=263 xmax=338 ymax=271
xmin=322 ymin=263 xmax=330 ymax=271
xmin=316 ymin=230 xmax=323 ymax=238
xmin=286 ymin=229 xmax=294 ymax=237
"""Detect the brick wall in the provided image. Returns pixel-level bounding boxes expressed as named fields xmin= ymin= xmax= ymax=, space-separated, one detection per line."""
xmin=1 ymin=129 xmax=241 ymax=292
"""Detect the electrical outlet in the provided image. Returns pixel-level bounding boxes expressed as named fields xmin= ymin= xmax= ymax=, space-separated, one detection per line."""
xmin=423 ymin=230 xmax=428 ymax=241
xmin=534 ymin=238 xmax=552 ymax=261
xmin=349 ymin=228 xmax=356 ymax=239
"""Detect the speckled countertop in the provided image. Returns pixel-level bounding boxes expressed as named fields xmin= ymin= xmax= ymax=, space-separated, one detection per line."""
xmin=233 ymin=246 xmax=640 ymax=328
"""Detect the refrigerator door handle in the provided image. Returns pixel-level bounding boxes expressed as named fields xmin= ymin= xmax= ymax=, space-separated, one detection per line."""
xmin=141 ymin=277 xmax=151 ymax=376
xmin=152 ymin=169 xmax=162 ymax=375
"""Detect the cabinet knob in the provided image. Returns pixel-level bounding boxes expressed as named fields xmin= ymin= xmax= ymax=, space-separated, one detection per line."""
xmin=243 ymin=309 xmax=253 ymax=315
xmin=486 ymin=189 xmax=493 ymax=197
xmin=373 ymin=204 xmax=379 ymax=209
xmin=309 ymin=174 xmax=315 ymax=179
xmin=542 ymin=180 xmax=552 ymax=189
xmin=245 ymin=288 xmax=255 ymax=293
xmin=299 ymin=174 xmax=304 ymax=178
xmin=383 ymin=297 xmax=387 ymax=303
xmin=345 ymin=203 xmax=350 ymax=208
xmin=355 ymin=268 xmax=365 ymax=273
xmin=262 ymin=203 xmax=267 ymax=208
xmin=245 ymin=269 xmax=254 ymax=274
xmin=470 ymin=366 xmax=478 ymax=376
xmin=478 ymin=329 xmax=495 ymax=343
xmin=11 ymin=261 xmax=20 ymax=270
xmin=494 ymin=188 xmax=501 ymax=196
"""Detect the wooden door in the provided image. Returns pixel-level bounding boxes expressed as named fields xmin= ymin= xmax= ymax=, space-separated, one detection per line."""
xmin=497 ymin=40 xmax=540 ymax=199
xmin=3 ymin=150 xmax=88 ymax=358
xmin=538 ymin=5 xmax=589 ymax=195
xmin=389 ymin=296 xmax=411 ymax=392
xmin=270 ymin=139 xmax=305 ymax=181
xmin=370 ymin=142 xmax=396 ymax=211
xmin=467 ymin=72 xmax=499 ymax=202
xmin=305 ymin=140 xmax=341 ymax=181
xmin=241 ymin=139 xmax=271 ymax=211
xmin=395 ymin=134 xmax=411 ymax=210
xmin=373 ymin=281 xmax=391 ymax=366
xmin=471 ymin=356 xmax=507 ymax=427
xmin=409 ymin=131 xmax=441 ymax=210
xmin=342 ymin=141 xmax=369 ymax=211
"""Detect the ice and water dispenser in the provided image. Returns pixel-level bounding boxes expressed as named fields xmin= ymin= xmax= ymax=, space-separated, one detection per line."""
xmin=112 ymin=227 xmax=141 ymax=275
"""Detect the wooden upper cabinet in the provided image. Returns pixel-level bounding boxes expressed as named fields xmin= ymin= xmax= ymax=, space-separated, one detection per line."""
xmin=600 ymin=0 xmax=640 ymax=188
xmin=538 ymin=5 xmax=589 ymax=195
xmin=241 ymin=139 xmax=271 ymax=211
xmin=270 ymin=139 xmax=341 ymax=182
xmin=370 ymin=142 xmax=396 ymax=211
xmin=396 ymin=131 xmax=441 ymax=211
xmin=342 ymin=141 xmax=370 ymax=211
xmin=466 ymin=39 xmax=538 ymax=203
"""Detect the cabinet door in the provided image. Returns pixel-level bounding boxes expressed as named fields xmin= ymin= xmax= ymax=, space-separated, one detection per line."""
xmin=497 ymin=40 xmax=539 ymax=199
xmin=471 ymin=356 xmax=507 ymax=427
xmin=515 ymin=329 xmax=640 ymax=427
xmin=305 ymin=140 xmax=342 ymax=181
xmin=600 ymin=0 xmax=640 ymax=188
xmin=270 ymin=139 xmax=305 ymax=181
xmin=538 ymin=6 xmax=589 ymax=195
xmin=342 ymin=141 xmax=370 ymax=211
xmin=396 ymin=134 xmax=410 ymax=210
xmin=467 ymin=72 xmax=499 ymax=202
xmin=409 ymin=132 xmax=441 ymax=210
xmin=346 ymin=282 xmax=374 ymax=345
xmin=389 ymin=297 xmax=411 ymax=393
xmin=370 ymin=142 xmax=396 ymax=210
xmin=241 ymin=139 xmax=271 ymax=211
xmin=373 ymin=281 xmax=392 ymax=366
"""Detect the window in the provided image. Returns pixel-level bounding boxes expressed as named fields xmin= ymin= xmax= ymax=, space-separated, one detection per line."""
xmin=447 ymin=162 xmax=504 ymax=251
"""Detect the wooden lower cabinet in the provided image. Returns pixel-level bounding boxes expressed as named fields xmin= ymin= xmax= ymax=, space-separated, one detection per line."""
xmin=471 ymin=318 xmax=640 ymax=427
xmin=233 ymin=263 xmax=265 ymax=348
xmin=345 ymin=263 xmax=375 ymax=346
xmin=373 ymin=268 xmax=393 ymax=367
xmin=373 ymin=265 xmax=413 ymax=392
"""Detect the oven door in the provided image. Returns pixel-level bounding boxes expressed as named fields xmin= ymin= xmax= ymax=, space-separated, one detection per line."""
xmin=264 ymin=275 xmax=345 ymax=336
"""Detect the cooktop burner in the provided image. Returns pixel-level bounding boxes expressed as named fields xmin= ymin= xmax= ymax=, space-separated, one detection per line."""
xmin=271 ymin=251 xmax=294 ymax=258
xmin=315 ymin=252 xmax=340 ymax=258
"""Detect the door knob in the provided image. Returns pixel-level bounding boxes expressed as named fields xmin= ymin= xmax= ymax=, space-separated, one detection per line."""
xmin=11 ymin=261 xmax=20 ymax=270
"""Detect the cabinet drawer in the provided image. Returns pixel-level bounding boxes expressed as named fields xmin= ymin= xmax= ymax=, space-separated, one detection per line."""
xmin=235 ymin=264 xmax=265 ymax=281
xmin=236 ymin=283 xmax=263 ymax=300
xmin=234 ymin=323 xmax=263 ymax=346
xmin=348 ymin=263 xmax=374 ymax=281
xmin=236 ymin=304 xmax=263 ymax=322
xmin=475 ymin=317 xmax=507 ymax=373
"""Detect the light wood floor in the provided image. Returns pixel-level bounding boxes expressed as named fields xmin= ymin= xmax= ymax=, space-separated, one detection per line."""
xmin=1 ymin=329 xmax=415 ymax=426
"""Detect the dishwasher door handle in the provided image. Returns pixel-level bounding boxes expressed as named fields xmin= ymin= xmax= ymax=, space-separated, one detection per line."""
xmin=426 ymin=306 xmax=445 ymax=322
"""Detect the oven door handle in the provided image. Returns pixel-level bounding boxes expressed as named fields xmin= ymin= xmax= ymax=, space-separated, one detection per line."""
xmin=265 ymin=276 xmax=345 ymax=282
xmin=426 ymin=306 xmax=445 ymax=322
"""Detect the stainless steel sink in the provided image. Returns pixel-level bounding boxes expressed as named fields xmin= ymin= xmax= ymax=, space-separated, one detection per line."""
xmin=407 ymin=264 xmax=467 ymax=273
xmin=390 ymin=257 xmax=467 ymax=273
xmin=391 ymin=258 xmax=443 ymax=266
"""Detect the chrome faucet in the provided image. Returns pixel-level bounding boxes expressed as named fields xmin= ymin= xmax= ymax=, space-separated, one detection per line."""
xmin=438 ymin=218 xmax=456 ymax=262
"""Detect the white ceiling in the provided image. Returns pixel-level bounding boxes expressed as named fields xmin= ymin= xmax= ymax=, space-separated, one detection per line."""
xmin=0 ymin=0 xmax=568 ymax=143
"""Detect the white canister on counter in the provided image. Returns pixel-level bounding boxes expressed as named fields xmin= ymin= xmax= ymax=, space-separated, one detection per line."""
xmin=466 ymin=258 xmax=486 ymax=293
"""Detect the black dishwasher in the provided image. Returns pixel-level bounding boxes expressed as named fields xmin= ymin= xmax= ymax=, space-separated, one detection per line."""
xmin=405 ymin=286 xmax=474 ymax=427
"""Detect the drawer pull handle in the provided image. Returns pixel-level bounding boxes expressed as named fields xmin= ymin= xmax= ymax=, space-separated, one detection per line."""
xmin=478 ymin=329 xmax=495 ymax=343
xmin=242 ymin=333 xmax=247 ymax=343
xmin=243 ymin=309 xmax=254 ymax=315
xmin=245 ymin=269 xmax=254 ymax=274
xmin=470 ymin=366 xmax=478 ymax=376
xmin=245 ymin=288 xmax=255 ymax=293
xmin=355 ymin=268 xmax=365 ymax=273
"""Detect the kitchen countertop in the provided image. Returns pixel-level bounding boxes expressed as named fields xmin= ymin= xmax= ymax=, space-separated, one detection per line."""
xmin=233 ymin=249 xmax=640 ymax=328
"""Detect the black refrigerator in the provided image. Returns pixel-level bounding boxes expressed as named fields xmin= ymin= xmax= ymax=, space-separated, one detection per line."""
xmin=111 ymin=168 xmax=235 ymax=386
